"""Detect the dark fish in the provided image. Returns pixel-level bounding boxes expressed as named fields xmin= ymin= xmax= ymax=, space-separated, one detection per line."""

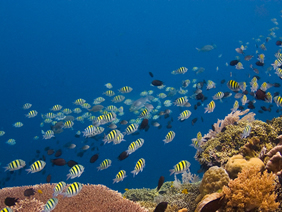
xmin=51 ymin=158 xmax=66 ymax=166
xmin=46 ymin=174 xmax=51 ymax=183
xmin=149 ymin=72 xmax=154 ymax=77
xmin=230 ymin=60 xmax=239 ymax=66
xmin=194 ymin=105 xmax=197 ymax=110
xmin=108 ymin=123 xmax=117 ymax=129
xmin=24 ymin=188 xmax=35 ymax=197
xmin=151 ymin=80 xmax=163 ymax=86
xmin=255 ymin=89 xmax=267 ymax=101
xmin=221 ymin=127 xmax=227 ymax=132
xmin=220 ymin=79 xmax=226 ymax=84
xmin=243 ymin=90 xmax=248 ymax=95
xmin=258 ymin=110 xmax=263 ymax=114
xmin=67 ymin=160 xmax=78 ymax=168
xmin=77 ymin=151 xmax=85 ymax=157
xmin=197 ymin=102 xmax=201 ymax=106
xmin=157 ymin=176 xmax=165 ymax=191
xmin=44 ymin=146 xmax=50 ymax=151
xmin=223 ymin=92 xmax=231 ymax=98
xmin=273 ymin=83 xmax=281 ymax=87
xmin=42 ymin=155 xmax=46 ymax=161
xmin=261 ymin=106 xmax=270 ymax=112
xmin=120 ymin=120 xmax=128 ymax=125
xmin=55 ymin=149 xmax=62 ymax=157
xmin=139 ymin=119 xmax=149 ymax=130
xmin=255 ymin=61 xmax=264 ymax=66
xmin=47 ymin=149 xmax=54 ymax=155
xmin=118 ymin=151 xmax=129 ymax=161
xmin=36 ymin=150 xmax=40 ymax=154
xmin=5 ymin=197 xmax=18 ymax=206
xmin=166 ymin=124 xmax=172 ymax=129
xmin=201 ymin=116 xmax=204 ymax=122
xmin=90 ymin=154 xmax=99 ymax=163
xmin=247 ymin=101 xmax=255 ymax=109
xmin=254 ymin=75 xmax=261 ymax=80
xmin=195 ymin=93 xmax=204 ymax=101
xmin=238 ymin=106 xmax=244 ymax=111
xmin=274 ymin=92 xmax=280 ymax=97
xmin=63 ymin=116 xmax=75 ymax=121
xmin=154 ymin=202 xmax=168 ymax=212
xmin=276 ymin=40 xmax=282 ymax=46
xmin=191 ymin=118 xmax=198 ymax=126
xmin=276 ymin=109 xmax=280 ymax=113
xmin=88 ymin=105 xmax=104 ymax=112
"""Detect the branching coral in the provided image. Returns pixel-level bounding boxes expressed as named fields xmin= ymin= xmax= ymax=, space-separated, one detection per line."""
xmin=222 ymin=166 xmax=279 ymax=212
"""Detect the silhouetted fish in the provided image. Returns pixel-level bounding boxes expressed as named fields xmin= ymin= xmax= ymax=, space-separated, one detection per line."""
xmin=154 ymin=202 xmax=168 ymax=212
xmin=157 ymin=176 xmax=165 ymax=191
xmin=151 ymin=80 xmax=163 ymax=86
xmin=90 ymin=154 xmax=99 ymax=163
xmin=220 ymin=79 xmax=225 ymax=84
xmin=55 ymin=149 xmax=62 ymax=157
xmin=149 ymin=72 xmax=154 ymax=77
xmin=51 ymin=158 xmax=66 ymax=166
xmin=118 ymin=151 xmax=129 ymax=161
xmin=67 ymin=160 xmax=78 ymax=168
xmin=230 ymin=60 xmax=239 ymax=66
xmin=276 ymin=40 xmax=282 ymax=46
xmin=255 ymin=61 xmax=264 ymax=66
xmin=191 ymin=118 xmax=198 ymax=126
xmin=139 ymin=119 xmax=149 ymax=130
xmin=46 ymin=174 xmax=51 ymax=183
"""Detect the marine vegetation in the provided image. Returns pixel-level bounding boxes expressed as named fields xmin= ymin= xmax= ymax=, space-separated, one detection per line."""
xmin=195 ymin=109 xmax=279 ymax=170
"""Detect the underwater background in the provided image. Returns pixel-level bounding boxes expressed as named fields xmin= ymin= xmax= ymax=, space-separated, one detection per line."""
xmin=0 ymin=0 xmax=281 ymax=193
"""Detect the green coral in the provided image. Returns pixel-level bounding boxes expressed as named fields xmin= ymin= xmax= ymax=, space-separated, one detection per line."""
xmin=195 ymin=119 xmax=278 ymax=169
xmin=123 ymin=188 xmax=159 ymax=202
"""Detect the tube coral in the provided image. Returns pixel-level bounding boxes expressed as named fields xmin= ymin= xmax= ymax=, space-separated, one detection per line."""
xmin=222 ymin=166 xmax=279 ymax=212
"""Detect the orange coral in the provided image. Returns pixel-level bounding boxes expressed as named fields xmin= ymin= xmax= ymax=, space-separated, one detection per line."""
xmin=222 ymin=165 xmax=279 ymax=212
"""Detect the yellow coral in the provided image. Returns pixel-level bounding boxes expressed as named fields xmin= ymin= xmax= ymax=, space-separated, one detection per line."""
xmin=222 ymin=165 xmax=279 ymax=212
xmin=225 ymin=154 xmax=264 ymax=179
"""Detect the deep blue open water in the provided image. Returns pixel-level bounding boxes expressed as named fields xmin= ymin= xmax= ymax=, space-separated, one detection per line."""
xmin=0 ymin=0 xmax=282 ymax=193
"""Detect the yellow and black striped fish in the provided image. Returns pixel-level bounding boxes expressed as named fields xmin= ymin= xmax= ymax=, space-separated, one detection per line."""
xmin=82 ymin=125 xmax=96 ymax=137
xmin=0 ymin=207 xmax=13 ymax=212
xmin=169 ymin=160 xmax=190 ymax=175
xmin=124 ymin=123 xmax=139 ymax=135
xmin=53 ymin=181 xmax=66 ymax=197
xmin=227 ymin=80 xmax=240 ymax=92
xmin=139 ymin=108 xmax=149 ymax=118
xmin=113 ymin=170 xmax=127 ymax=184
xmin=63 ymin=120 xmax=74 ymax=129
xmin=103 ymin=90 xmax=115 ymax=97
xmin=178 ymin=110 xmax=191 ymax=121
xmin=112 ymin=95 xmax=125 ymax=103
xmin=26 ymin=160 xmax=46 ymax=174
xmin=174 ymin=96 xmax=188 ymax=106
xmin=103 ymin=129 xmax=120 ymax=144
xmin=131 ymin=158 xmax=145 ymax=177
xmin=51 ymin=104 xmax=62 ymax=111
xmin=274 ymin=96 xmax=282 ymax=107
xmin=43 ymin=198 xmax=58 ymax=212
xmin=67 ymin=164 xmax=85 ymax=180
xmin=163 ymin=131 xmax=175 ymax=143
xmin=126 ymin=138 xmax=144 ymax=154
xmin=73 ymin=98 xmax=86 ymax=105
xmin=119 ymin=86 xmax=133 ymax=93
xmin=97 ymin=159 xmax=112 ymax=171
xmin=26 ymin=110 xmax=38 ymax=118
xmin=4 ymin=159 xmax=26 ymax=172
xmin=63 ymin=182 xmax=83 ymax=198
xmin=204 ymin=100 xmax=216 ymax=113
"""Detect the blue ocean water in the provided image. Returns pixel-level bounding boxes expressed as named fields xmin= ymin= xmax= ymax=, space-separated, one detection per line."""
xmin=0 ymin=0 xmax=281 ymax=193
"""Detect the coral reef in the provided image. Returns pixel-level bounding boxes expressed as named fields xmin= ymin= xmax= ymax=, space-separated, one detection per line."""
xmin=195 ymin=112 xmax=278 ymax=169
xmin=123 ymin=188 xmax=159 ymax=202
xmin=0 ymin=183 xmax=148 ymax=212
xmin=225 ymin=154 xmax=264 ymax=179
xmin=196 ymin=166 xmax=229 ymax=202
xmin=222 ymin=165 xmax=279 ymax=212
